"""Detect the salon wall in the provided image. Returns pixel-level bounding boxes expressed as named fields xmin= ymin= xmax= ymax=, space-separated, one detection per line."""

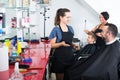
xmin=4 ymin=0 xmax=100 ymax=44
xmin=39 ymin=0 xmax=99 ymax=44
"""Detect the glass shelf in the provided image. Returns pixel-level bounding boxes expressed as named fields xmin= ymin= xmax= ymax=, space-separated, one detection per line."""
xmin=0 ymin=0 xmax=8 ymax=8
xmin=6 ymin=7 xmax=29 ymax=10
xmin=0 ymin=0 xmax=44 ymax=41
xmin=29 ymin=25 xmax=37 ymax=27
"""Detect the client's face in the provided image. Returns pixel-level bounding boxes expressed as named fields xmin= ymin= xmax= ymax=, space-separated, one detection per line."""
xmin=101 ymin=26 xmax=109 ymax=42
xmin=87 ymin=35 xmax=95 ymax=44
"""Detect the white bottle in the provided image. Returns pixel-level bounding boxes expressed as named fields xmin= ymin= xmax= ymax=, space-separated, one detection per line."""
xmin=0 ymin=46 xmax=9 ymax=71
xmin=10 ymin=62 xmax=23 ymax=80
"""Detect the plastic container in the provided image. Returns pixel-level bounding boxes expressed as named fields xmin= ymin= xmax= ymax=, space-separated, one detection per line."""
xmin=11 ymin=47 xmax=17 ymax=57
xmin=9 ymin=62 xmax=23 ymax=80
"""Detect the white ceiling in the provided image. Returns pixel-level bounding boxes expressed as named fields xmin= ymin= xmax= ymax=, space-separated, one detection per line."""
xmin=84 ymin=0 xmax=120 ymax=31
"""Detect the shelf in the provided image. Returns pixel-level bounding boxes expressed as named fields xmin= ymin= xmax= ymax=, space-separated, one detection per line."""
xmin=0 ymin=33 xmax=16 ymax=41
xmin=6 ymin=7 xmax=29 ymax=10
xmin=0 ymin=0 xmax=41 ymax=42
xmin=29 ymin=25 xmax=37 ymax=27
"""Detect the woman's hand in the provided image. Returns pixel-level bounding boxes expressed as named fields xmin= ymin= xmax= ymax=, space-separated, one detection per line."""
xmin=84 ymin=30 xmax=90 ymax=34
xmin=61 ymin=41 xmax=70 ymax=47
xmin=96 ymin=32 xmax=102 ymax=37
xmin=50 ymin=37 xmax=70 ymax=48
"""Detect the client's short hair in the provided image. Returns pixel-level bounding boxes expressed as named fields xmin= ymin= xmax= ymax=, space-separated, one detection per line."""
xmin=105 ymin=23 xmax=118 ymax=37
xmin=87 ymin=32 xmax=97 ymax=41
